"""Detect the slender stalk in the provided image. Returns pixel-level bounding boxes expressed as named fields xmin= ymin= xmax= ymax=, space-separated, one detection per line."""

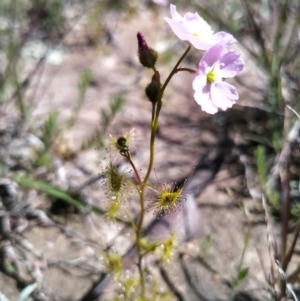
xmin=144 ymin=45 xmax=192 ymax=186
xmin=134 ymin=114 xmax=156 ymax=297
xmin=143 ymin=117 xmax=158 ymax=185
xmin=175 ymin=67 xmax=196 ymax=74
xmin=121 ymin=152 xmax=144 ymax=293
xmin=126 ymin=153 xmax=142 ymax=185
xmin=151 ymin=102 xmax=156 ymax=126
xmin=134 ymin=45 xmax=192 ymax=298
xmin=154 ymin=45 xmax=192 ymax=136
xmin=161 ymin=45 xmax=191 ymax=94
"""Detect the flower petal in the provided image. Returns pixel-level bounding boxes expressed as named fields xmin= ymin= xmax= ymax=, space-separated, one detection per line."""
xmin=192 ymin=73 xmax=207 ymax=91
xmin=166 ymin=4 xmax=221 ymax=50
xmin=212 ymin=31 xmax=237 ymax=46
xmin=183 ymin=13 xmax=214 ymax=50
xmin=210 ymin=81 xmax=239 ymax=111
xmin=183 ymin=12 xmax=212 ymax=35
xmin=218 ymin=50 xmax=245 ymax=78
xmin=199 ymin=45 xmax=225 ymax=68
xmin=166 ymin=5 xmax=238 ymax=52
xmin=170 ymin=4 xmax=183 ymax=21
xmin=189 ymin=35 xmax=214 ymax=50
xmin=194 ymin=85 xmax=218 ymax=114
xmin=164 ymin=17 xmax=190 ymax=41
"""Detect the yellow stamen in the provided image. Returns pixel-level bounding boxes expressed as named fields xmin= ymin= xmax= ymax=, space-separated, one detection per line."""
xmin=207 ymin=70 xmax=217 ymax=84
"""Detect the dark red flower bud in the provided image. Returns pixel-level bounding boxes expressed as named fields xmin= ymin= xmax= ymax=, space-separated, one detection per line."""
xmin=145 ymin=72 xmax=161 ymax=103
xmin=137 ymin=32 xmax=158 ymax=68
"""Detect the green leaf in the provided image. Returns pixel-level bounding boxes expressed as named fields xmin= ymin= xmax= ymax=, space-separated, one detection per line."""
xmin=110 ymin=94 xmax=123 ymax=115
xmin=14 ymin=176 xmax=105 ymax=215
xmin=243 ymin=229 xmax=250 ymax=246
xmin=42 ymin=111 xmax=58 ymax=149
xmin=237 ymin=267 xmax=249 ymax=282
xmin=78 ymin=68 xmax=92 ymax=96
xmin=254 ymin=145 xmax=267 ymax=185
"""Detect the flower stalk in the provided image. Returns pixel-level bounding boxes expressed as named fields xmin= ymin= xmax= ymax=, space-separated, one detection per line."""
xmin=133 ymin=44 xmax=193 ymax=298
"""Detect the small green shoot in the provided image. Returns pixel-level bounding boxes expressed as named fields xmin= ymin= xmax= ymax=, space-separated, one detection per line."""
xmin=35 ymin=111 xmax=58 ymax=167
xmin=68 ymin=68 xmax=93 ymax=128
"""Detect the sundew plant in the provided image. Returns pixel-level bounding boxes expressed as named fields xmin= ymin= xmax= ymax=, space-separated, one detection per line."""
xmin=1 ymin=1 xmax=300 ymax=300
xmin=94 ymin=4 xmax=245 ymax=300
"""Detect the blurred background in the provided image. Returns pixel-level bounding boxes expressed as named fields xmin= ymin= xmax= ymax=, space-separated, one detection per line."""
xmin=0 ymin=0 xmax=299 ymax=300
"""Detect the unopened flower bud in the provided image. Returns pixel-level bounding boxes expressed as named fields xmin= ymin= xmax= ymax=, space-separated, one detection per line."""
xmin=137 ymin=32 xmax=158 ymax=68
xmin=145 ymin=72 xmax=161 ymax=103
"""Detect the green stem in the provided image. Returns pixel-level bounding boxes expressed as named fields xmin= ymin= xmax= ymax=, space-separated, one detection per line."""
xmin=151 ymin=102 xmax=156 ymax=123
xmin=135 ymin=44 xmax=192 ymax=298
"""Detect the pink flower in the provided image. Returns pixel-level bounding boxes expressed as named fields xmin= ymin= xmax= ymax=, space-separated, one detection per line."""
xmin=165 ymin=4 xmax=236 ymax=50
xmin=192 ymin=45 xmax=244 ymax=114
